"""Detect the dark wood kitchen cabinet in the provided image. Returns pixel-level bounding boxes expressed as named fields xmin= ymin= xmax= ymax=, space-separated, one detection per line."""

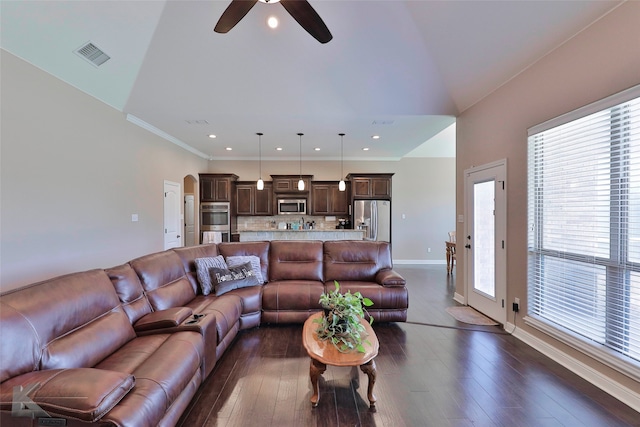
xmin=311 ymin=181 xmax=350 ymax=216
xmin=235 ymin=182 xmax=273 ymax=216
xmin=347 ymin=173 xmax=393 ymax=199
xmin=200 ymin=174 xmax=238 ymax=202
xmin=271 ymin=175 xmax=312 ymax=193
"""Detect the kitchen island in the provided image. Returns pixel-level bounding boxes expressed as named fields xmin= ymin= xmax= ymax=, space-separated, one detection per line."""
xmin=235 ymin=229 xmax=365 ymax=242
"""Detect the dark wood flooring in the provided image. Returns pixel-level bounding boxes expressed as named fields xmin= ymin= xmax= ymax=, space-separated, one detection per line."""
xmin=178 ymin=265 xmax=640 ymax=427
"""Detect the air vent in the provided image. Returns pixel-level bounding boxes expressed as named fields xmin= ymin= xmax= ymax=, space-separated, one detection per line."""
xmin=74 ymin=42 xmax=110 ymax=67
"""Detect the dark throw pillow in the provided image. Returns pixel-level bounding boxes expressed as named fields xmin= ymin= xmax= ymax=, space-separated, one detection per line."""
xmin=210 ymin=261 xmax=260 ymax=296
xmin=225 ymin=255 xmax=264 ymax=284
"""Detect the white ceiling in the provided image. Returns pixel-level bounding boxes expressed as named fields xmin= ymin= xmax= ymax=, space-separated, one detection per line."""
xmin=1 ymin=0 xmax=622 ymax=161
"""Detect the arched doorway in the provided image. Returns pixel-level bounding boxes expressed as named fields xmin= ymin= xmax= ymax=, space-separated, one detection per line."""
xmin=183 ymin=175 xmax=198 ymax=247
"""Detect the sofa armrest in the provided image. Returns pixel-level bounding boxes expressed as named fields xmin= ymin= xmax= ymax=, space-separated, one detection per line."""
xmin=376 ymin=269 xmax=406 ymax=287
xmin=0 ymin=368 xmax=134 ymax=422
xmin=133 ymin=307 xmax=193 ymax=332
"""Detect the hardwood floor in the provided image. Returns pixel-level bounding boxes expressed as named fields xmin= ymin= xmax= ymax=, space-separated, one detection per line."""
xmin=178 ymin=265 xmax=640 ymax=427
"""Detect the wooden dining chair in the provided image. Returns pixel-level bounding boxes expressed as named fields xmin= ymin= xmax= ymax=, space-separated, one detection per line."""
xmin=446 ymin=231 xmax=456 ymax=274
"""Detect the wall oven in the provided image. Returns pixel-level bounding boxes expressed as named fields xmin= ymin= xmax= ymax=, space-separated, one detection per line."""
xmin=200 ymin=202 xmax=230 ymax=243
xmin=277 ymin=198 xmax=307 ymax=215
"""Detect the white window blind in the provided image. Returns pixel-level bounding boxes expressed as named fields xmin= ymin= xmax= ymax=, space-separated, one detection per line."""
xmin=527 ymin=85 xmax=640 ymax=377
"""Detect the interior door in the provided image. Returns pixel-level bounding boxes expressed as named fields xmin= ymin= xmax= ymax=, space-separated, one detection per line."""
xmin=464 ymin=160 xmax=507 ymax=324
xmin=164 ymin=180 xmax=181 ymax=249
xmin=184 ymin=194 xmax=195 ymax=247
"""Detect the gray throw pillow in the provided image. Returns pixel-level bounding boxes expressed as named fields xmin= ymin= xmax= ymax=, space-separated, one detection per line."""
xmin=225 ymin=255 xmax=264 ymax=284
xmin=210 ymin=262 xmax=260 ymax=296
xmin=194 ymin=255 xmax=228 ymax=295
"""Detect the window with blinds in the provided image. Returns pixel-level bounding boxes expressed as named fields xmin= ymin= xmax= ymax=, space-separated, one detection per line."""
xmin=527 ymin=85 xmax=640 ymax=378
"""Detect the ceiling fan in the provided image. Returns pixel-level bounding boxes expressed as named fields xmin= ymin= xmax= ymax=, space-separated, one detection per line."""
xmin=214 ymin=0 xmax=333 ymax=44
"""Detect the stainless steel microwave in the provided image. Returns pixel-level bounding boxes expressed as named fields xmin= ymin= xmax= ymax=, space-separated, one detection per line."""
xmin=277 ymin=199 xmax=307 ymax=215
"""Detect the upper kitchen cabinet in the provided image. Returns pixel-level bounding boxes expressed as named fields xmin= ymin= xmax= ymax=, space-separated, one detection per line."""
xmin=235 ymin=182 xmax=273 ymax=216
xmin=271 ymin=175 xmax=313 ymax=193
xmin=347 ymin=173 xmax=393 ymax=200
xmin=200 ymin=174 xmax=238 ymax=202
xmin=311 ymin=181 xmax=350 ymax=216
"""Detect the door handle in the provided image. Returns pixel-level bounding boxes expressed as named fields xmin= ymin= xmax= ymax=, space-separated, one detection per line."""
xmin=177 ymin=235 xmax=181 ymax=238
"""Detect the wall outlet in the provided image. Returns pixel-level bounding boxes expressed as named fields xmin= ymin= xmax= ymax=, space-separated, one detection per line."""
xmin=427 ymin=247 xmax=431 ymax=253
xmin=513 ymin=297 xmax=520 ymax=312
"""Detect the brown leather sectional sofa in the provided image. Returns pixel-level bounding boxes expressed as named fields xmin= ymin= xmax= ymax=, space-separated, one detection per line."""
xmin=0 ymin=240 xmax=407 ymax=426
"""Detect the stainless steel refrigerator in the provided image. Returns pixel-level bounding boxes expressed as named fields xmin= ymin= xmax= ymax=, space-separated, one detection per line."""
xmin=353 ymin=200 xmax=391 ymax=242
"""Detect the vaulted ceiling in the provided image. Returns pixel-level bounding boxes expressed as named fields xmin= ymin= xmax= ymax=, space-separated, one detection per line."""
xmin=1 ymin=0 xmax=622 ymax=160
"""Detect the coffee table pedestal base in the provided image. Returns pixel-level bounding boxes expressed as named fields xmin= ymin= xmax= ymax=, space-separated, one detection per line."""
xmin=309 ymin=358 xmax=377 ymax=408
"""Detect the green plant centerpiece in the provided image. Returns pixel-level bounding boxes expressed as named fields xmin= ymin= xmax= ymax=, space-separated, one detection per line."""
xmin=314 ymin=280 xmax=374 ymax=353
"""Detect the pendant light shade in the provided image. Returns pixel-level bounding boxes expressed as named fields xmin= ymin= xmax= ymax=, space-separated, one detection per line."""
xmin=338 ymin=133 xmax=346 ymax=191
xmin=297 ymin=133 xmax=305 ymax=191
xmin=256 ymin=133 xmax=264 ymax=190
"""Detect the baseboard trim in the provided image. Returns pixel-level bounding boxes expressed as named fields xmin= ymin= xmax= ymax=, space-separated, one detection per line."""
xmin=506 ymin=322 xmax=640 ymax=413
xmin=393 ymin=259 xmax=446 ymax=265
xmin=453 ymin=292 xmax=465 ymax=305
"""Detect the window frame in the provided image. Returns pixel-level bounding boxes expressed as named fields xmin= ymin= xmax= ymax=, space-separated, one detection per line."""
xmin=526 ymin=84 xmax=640 ymax=382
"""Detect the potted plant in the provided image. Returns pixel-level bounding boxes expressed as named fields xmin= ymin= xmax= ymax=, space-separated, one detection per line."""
xmin=314 ymin=280 xmax=374 ymax=353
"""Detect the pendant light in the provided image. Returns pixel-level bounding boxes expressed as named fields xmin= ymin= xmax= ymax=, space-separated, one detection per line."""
xmin=256 ymin=133 xmax=264 ymax=190
xmin=338 ymin=133 xmax=346 ymax=191
xmin=297 ymin=133 xmax=305 ymax=191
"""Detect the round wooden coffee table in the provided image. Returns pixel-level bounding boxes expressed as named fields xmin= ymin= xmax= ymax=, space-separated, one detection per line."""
xmin=302 ymin=312 xmax=379 ymax=408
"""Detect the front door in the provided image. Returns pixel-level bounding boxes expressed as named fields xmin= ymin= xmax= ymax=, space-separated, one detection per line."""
xmin=164 ymin=180 xmax=181 ymax=249
xmin=464 ymin=160 xmax=507 ymax=325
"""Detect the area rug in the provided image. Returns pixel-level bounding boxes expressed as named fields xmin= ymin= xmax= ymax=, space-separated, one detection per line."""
xmin=445 ymin=306 xmax=499 ymax=326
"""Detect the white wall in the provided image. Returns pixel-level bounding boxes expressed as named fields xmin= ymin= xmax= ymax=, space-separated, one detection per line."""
xmin=0 ymin=49 xmax=456 ymax=292
xmin=0 ymin=51 xmax=209 ymax=291
xmin=209 ymin=158 xmax=456 ymax=263
xmin=456 ymin=2 xmax=640 ymax=394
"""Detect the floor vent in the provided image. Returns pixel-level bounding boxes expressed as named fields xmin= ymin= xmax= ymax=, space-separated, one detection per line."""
xmin=74 ymin=42 xmax=110 ymax=67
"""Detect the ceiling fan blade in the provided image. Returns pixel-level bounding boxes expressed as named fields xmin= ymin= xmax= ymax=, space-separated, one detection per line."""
xmin=214 ymin=0 xmax=259 ymax=34
xmin=280 ymin=0 xmax=332 ymax=44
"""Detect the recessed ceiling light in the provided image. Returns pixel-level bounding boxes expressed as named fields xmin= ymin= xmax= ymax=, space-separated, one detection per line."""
xmin=371 ymin=135 xmax=380 ymax=140
xmin=276 ymin=147 xmax=283 ymax=151
xmin=362 ymin=147 xmax=370 ymax=151
xmin=314 ymin=147 xmax=321 ymax=151
xmin=267 ymin=16 xmax=278 ymax=29
xmin=226 ymin=147 xmax=232 ymax=151
xmin=208 ymin=134 xmax=216 ymax=139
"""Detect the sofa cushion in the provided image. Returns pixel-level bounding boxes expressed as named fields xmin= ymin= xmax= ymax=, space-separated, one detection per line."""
xmin=210 ymin=262 xmax=260 ymax=296
xmin=226 ymin=255 xmax=264 ymax=284
xmin=95 ymin=331 xmax=203 ymax=426
xmin=262 ymin=280 xmax=325 ymax=312
xmin=269 ymin=240 xmax=324 ymax=282
xmin=173 ymin=244 xmax=220 ymax=293
xmin=0 ymin=269 xmax=136 ymax=379
xmin=323 ymin=240 xmax=393 ymax=282
xmin=106 ymin=263 xmax=153 ymax=324
xmin=130 ymin=251 xmax=196 ymax=310
xmin=194 ymin=255 xmax=228 ymax=295
xmin=0 ymin=368 xmax=135 ymax=422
